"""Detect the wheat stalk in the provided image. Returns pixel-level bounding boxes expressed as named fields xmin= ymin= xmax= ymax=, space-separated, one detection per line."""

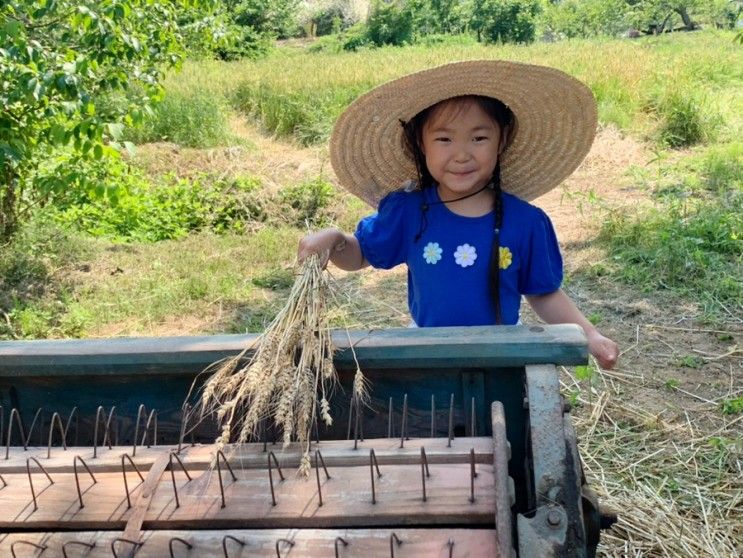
xmin=198 ymin=255 xmax=367 ymax=475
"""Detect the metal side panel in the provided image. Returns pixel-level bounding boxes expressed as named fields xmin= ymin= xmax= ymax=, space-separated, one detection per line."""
xmin=517 ymin=364 xmax=586 ymax=558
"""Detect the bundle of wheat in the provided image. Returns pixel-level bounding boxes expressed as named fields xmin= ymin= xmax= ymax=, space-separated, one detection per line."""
xmin=199 ymin=256 xmax=367 ymax=475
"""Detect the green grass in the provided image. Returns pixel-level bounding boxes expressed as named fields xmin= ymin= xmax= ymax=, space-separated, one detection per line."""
xmin=0 ymin=224 xmax=305 ymax=339
xmin=596 ymin=142 xmax=742 ymax=322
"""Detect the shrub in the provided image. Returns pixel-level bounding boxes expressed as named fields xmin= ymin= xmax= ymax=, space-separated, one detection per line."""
xmin=279 ymin=178 xmax=335 ymax=226
xmin=312 ymin=3 xmax=346 ymax=36
xmin=53 ymin=163 xmax=267 ymax=242
xmin=213 ymin=24 xmax=274 ymax=61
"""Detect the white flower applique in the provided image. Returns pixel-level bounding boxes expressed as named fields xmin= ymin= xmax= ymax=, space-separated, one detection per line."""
xmin=422 ymin=242 xmax=443 ymax=264
xmin=454 ymin=244 xmax=477 ymax=268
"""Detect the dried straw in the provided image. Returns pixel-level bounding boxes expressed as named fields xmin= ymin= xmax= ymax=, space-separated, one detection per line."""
xmin=198 ymin=255 xmax=368 ymax=476
xmin=564 ymin=365 xmax=742 ymax=557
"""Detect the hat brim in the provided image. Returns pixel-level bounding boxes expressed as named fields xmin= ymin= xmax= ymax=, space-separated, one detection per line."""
xmin=330 ymin=60 xmax=597 ymax=207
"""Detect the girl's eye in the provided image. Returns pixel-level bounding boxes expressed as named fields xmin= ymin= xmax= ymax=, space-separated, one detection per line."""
xmin=435 ymin=137 xmax=450 ymax=142
xmin=473 ymin=136 xmax=489 ymax=142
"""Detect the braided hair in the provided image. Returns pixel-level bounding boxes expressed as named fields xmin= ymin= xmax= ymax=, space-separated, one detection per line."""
xmin=401 ymin=95 xmax=514 ymax=324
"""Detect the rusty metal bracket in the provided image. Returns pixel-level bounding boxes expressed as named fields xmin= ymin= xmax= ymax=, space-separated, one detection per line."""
xmin=519 ymin=364 xmax=586 ymax=557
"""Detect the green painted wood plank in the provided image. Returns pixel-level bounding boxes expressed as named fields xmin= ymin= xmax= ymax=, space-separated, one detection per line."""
xmin=0 ymin=325 xmax=587 ymax=377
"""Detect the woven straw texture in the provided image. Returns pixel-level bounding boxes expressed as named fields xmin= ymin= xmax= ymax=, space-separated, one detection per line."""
xmin=330 ymin=60 xmax=597 ymax=207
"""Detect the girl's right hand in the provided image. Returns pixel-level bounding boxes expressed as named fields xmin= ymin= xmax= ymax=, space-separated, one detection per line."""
xmin=297 ymin=228 xmax=345 ymax=267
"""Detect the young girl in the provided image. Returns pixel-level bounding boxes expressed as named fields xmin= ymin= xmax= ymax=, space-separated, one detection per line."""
xmin=298 ymin=60 xmax=618 ymax=370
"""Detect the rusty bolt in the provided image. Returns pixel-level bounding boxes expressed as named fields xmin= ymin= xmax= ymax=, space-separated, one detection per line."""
xmin=547 ymin=509 xmax=562 ymax=527
xmin=561 ymin=396 xmax=572 ymax=413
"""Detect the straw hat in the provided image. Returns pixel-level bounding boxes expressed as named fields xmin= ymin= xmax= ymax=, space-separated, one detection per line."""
xmin=330 ymin=59 xmax=597 ymax=207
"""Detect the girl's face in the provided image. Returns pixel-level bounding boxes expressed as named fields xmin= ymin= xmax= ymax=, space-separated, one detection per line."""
xmin=421 ymin=99 xmax=503 ymax=201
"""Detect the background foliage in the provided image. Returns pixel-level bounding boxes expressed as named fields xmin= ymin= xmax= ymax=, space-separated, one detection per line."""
xmin=0 ymin=0 xmax=215 ymax=240
xmin=0 ymin=1 xmax=741 ymax=338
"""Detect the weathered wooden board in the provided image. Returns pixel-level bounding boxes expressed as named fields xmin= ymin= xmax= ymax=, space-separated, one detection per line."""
xmin=0 ymin=462 xmax=496 ymax=530
xmin=0 ymin=324 xmax=587 ymax=376
xmin=0 ymin=528 xmax=500 ymax=557
xmin=1 ymin=437 xmax=496 ymax=474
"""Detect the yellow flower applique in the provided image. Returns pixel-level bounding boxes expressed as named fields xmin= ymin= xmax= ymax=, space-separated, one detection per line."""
xmin=499 ymin=247 xmax=512 ymax=270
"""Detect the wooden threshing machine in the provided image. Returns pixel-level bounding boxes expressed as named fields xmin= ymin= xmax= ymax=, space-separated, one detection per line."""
xmin=0 ymin=325 xmax=616 ymax=556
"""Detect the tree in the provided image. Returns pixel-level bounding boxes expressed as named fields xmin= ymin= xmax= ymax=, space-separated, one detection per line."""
xmin=0 ymin=0 xmax=213 ymax=241
xmin=625 ymin=0 xmax=704 ymax=33
xmin=366 ymin=0 xmax=414 ymax=46
xmin=409 ymin=0 xmax=471 ymax=35
xmin=472 ymin=0 xmax=542 ymax=43
xmin=227 ymin=0 xmax=301 ymax=38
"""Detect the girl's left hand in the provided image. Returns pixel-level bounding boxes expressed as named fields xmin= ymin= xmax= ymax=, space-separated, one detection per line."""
xmin=586 ymin=330 xmax=619 ymax=370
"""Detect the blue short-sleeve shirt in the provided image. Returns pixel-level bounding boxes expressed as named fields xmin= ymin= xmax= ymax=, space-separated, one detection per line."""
xmin=355 ymin=188 xmax=563 ymax=327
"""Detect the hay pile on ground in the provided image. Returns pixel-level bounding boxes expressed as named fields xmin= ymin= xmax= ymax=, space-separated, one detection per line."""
xmin=564 ymin=365 xmax=742 ymax=557
xmin=198 ymin=256 xmax=366 ymax=475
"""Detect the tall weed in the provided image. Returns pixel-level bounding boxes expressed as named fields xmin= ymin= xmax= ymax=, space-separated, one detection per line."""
xmin=126 ymin=90 xmax=230 ymax=148
xmin=647 ymin=89 xmax=721 ymax=148
xmin=231 ymin=82 xmax=365 ymax=145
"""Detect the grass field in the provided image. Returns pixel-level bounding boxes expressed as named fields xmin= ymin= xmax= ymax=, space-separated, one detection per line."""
xmin=3 ymin=29 xmax=739 ymax=339
xmin=0 ymin=30 xmax=741 ymax=556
